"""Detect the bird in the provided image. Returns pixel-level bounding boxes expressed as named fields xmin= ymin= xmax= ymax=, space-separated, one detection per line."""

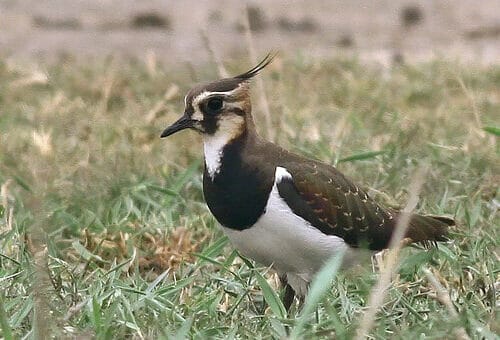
xmin=160 ymin=54 xmax=455 ymax=310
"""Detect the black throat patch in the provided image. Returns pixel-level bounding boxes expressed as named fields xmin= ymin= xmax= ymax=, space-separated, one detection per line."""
xmin=202 ymin=132 xmax=274 ymax=230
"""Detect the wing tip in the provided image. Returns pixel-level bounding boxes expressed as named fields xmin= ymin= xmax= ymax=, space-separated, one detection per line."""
xmin=425 ymin=214 xmax=456 ymax=227
xmin=406 ymin=213 xmax=455 ymax=246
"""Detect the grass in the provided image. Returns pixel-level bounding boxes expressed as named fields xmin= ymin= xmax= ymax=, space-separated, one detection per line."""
xmin=0 ymin=55 xmax=498 ymax=339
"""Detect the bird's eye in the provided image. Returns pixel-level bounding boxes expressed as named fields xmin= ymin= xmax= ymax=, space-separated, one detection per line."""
xmin=205 ymin=97 xmax=223 ymax=115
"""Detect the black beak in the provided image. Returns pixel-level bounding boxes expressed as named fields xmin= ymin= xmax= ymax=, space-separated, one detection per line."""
xmin=160 ymin=114 xmax=194 ymax=138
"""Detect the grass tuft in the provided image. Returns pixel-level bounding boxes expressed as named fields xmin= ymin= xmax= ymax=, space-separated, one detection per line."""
xmin=0 ymin=56 xmax=498 ymax=338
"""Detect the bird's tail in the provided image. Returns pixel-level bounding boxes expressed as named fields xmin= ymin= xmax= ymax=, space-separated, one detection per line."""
xmin=401 ymin=213 xmax=455 ymax=246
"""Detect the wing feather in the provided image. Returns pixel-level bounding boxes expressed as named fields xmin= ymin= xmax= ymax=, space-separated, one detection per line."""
xmin=276 ymin=162 xmax=451 ymax=250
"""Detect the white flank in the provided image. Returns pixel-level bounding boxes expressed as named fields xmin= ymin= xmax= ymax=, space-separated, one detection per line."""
xmin=221 ymin=166 xmax=358 ymax=297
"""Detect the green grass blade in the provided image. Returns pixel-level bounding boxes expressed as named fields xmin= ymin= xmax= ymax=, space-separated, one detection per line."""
xmin=10 ymin=296 xmax=32 ymax=328
xmin=196 ymin=236 xmax=229 ymax=264
xmin=338 ymin=151 xmax=385 ymax=163
xmin=254 ymin=269 xmax=286 ymax=319
xmin=12 ymin=175 xmax=32 ymax=192
xmin=483 ymin=126 xmax=500 ymax=136
xmin=71 ymin=240 xmax=105 ymax=263
xmin=147 ymin=184 xmax=179 ymax=196
xmin=172 ymin=317 xmax=193 ymax=340
xmin=104 ymin=257 xmax=134 ymax=276
xmin=169 ymin=160 xmax=202 ymax=192
xmin=290 ymin=248 xmax=346 ymax=339
xmin=0 ymin=294 xmax=13 ymax=340
xmin=146 ymin=269 xmax=170 ymax=293
xmin=91 ymin=296 xmax=102 ymax=335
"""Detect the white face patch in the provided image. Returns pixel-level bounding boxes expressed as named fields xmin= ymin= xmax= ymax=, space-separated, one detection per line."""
xmin=203 ymin=115 xmax=245 ymax=179
xmin=191 ymin=111 xmax=204 ymax=121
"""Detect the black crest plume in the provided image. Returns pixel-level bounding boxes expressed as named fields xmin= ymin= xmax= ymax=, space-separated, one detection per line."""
xmin=234 ymin=52 xmax=276 ymax=81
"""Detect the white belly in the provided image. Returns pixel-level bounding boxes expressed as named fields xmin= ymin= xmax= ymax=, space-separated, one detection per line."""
xmin=221 ymin=167 xmax=357 ymax=296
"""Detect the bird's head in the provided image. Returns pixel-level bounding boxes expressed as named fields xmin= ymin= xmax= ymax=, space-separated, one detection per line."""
xmin=160 ymin=53 xmax=274 ymax=140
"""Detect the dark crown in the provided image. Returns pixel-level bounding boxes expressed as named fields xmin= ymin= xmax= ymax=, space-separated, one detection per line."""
xmin=184 ymin=53 xmax=276 ymax=107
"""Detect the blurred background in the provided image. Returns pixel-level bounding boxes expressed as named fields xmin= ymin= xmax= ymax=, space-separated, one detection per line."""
xmin=0 ymin=1 xmax=498 ymax=338
xmin=1 ymin=0 xmax=499 ymax=65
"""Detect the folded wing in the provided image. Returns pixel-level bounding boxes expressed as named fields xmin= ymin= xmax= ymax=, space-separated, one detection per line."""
xmin=276 ymin=162 xmax=453 ymax=250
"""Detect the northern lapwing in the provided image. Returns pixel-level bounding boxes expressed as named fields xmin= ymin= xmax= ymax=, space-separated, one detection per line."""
xmin=160 ymin=54 xmax=455 ymax=309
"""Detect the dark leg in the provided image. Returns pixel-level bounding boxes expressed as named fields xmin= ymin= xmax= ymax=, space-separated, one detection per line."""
xmin=283 ymin=283 xmax=295 ymax=311
xmin=279 ymin=278 xmax=295 ymax=337
xmin=280 ymin=275 xmax=295 ymax=311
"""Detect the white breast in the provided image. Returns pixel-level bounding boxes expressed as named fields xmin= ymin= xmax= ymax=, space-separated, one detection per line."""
xmin=221 ymin=166 xmax=356 ymax=297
